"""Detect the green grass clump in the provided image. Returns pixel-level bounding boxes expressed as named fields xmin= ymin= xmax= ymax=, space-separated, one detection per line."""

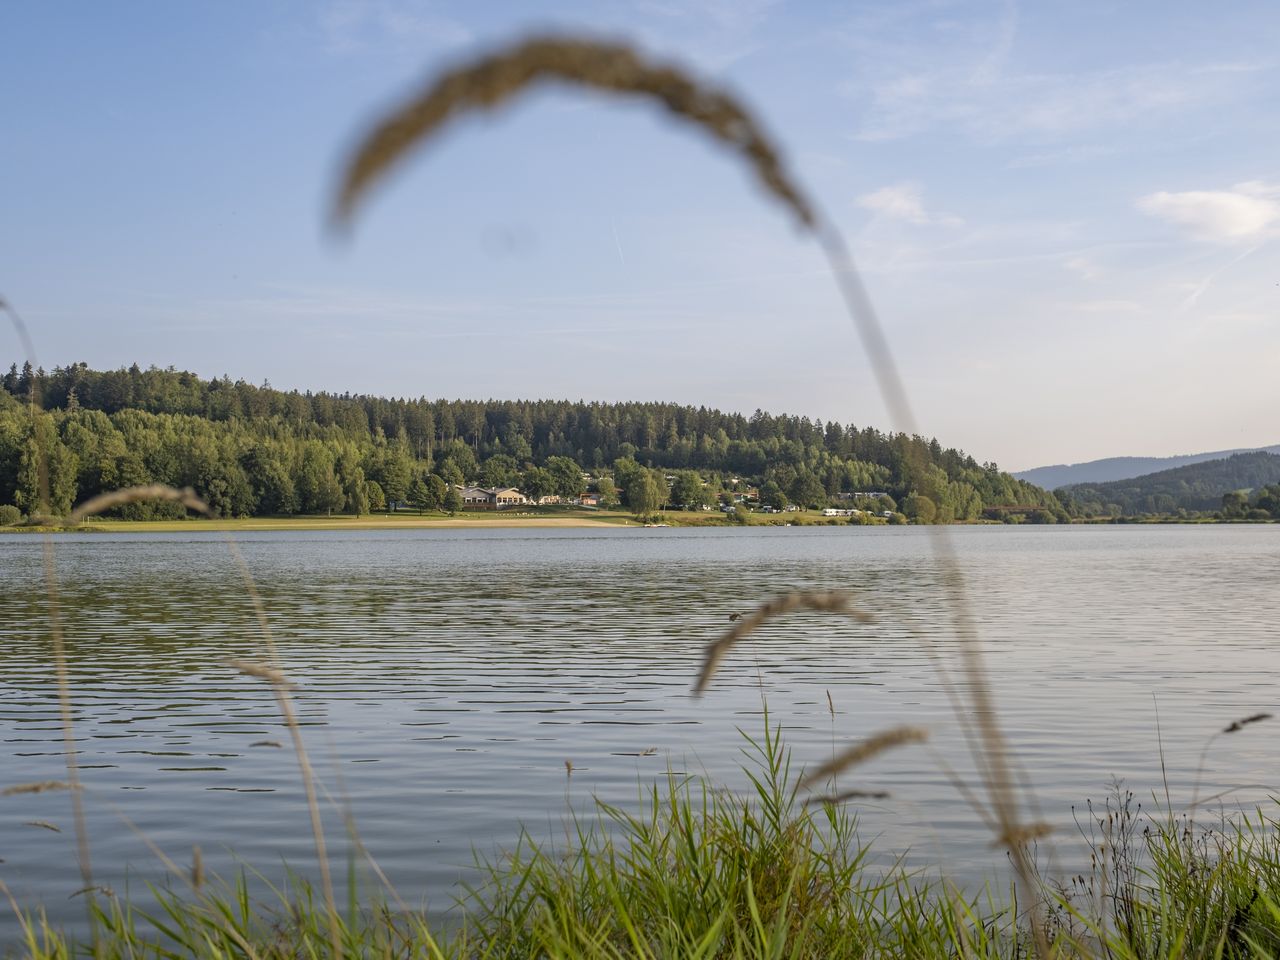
xmin=8 ymin=725 xmax=1280 ymax=958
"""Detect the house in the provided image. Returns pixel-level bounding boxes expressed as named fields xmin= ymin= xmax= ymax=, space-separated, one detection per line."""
xmin=458 ymin=485 xmax=492 ymax=508
xmin=490 ymin=487 xmax=526 ymax=509
xmin=455 ymin=485 xmax=529 ymax=510
xmin=578 ymin=493 xmax=601 ymax=507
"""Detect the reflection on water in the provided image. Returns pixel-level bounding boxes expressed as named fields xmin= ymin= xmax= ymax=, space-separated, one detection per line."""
xmin=1 ymin=525 xmax=1278 ymax=942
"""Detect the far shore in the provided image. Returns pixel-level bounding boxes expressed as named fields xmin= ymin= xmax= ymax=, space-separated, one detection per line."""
xmin=0 ymin=510 xmax=632 ymax=534
xmin=0 ymin=507 xmax=891 ymax=534
xmin=5 ymin=509 xmax=1265 ymax=535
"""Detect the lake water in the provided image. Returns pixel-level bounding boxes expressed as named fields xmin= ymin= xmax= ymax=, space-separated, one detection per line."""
xmin=2 ymin=525 xmax=1278 ymax=942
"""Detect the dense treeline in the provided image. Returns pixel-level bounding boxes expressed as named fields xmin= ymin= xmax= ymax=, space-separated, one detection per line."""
xmin=0 ymin=361 xmax=1061 ymax=521
xmin=1221 ymin=483 xmax=1280 ymax=521
xmin=1057 ymin=452 xmax=1280 ymax=518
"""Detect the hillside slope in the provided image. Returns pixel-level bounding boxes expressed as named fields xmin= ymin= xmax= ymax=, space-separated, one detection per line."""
xmin=1057 ymin=451 xmax=1280 ymax=516
xmin=1014 ymin=445 xmax=1280 ymax=489
xmin=0 ymin=361 xmax=1060 ymax=521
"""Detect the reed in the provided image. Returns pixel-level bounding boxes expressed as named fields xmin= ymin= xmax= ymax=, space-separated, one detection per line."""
xmin=693 ymin=589 xmax=871 ymax=695
xmin=796 ymin=726 xmax=928 ymax=791
xmin=6 ymin=720 xmax=1277 ymax=958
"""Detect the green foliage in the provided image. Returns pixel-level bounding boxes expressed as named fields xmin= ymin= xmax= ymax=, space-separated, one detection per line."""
xmin=0 ymin=503 xmax=22 ymax=525
xmin=438 ymin=440 xmax=477 ymax=482
xmin=1061 ymin=452 xmax=1280 ymax=518
xmin=760 ymin=480 xmax=786 ymax=510
xmin=1222 ymin=484 xmax=1280 ymax=521
xmin=903 ymin=492 xmax=937 ymax=524
xmin=0 ymin=363 xmax=1062 ymax=522
xmin=364 ymin=478 xmax=386 ymax=513
xmin=545 ymin=455 xmax=586 ymax=498
xmin=594 ymin=476 xmax=618 ymax=508
xmin=788 ymin=470 xmax=825 ymax=509
xmin=439 ymin=458 xmax=466 ymax=488
xmin=1255 ymin=484 xmax=1280 ymax=518
xmin=669 ymin=469 xmax=708 ymax=509
xmin=407 ymin=476 xmax=436 ymax=514
xmin=479 ymin=453 xmax=520 ymax=488
xmin=521 ymin=465 xmax=555 ymax=503
xmin=442 ymin=485 xmax=463 ymax=514
xmin=625 ymin=468 xmax=667 ymax=518
xmin=368 ymin=445 xmax=413 ymax=505
xmin=425 ymin=473 xmax=448 ymax=509
xmin=295 ymin=445 xmax=344 ymax=515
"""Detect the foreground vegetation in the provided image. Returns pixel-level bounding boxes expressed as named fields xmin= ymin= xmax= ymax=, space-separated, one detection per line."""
xmin=8 ymin=722 xmax=1278 ymax=959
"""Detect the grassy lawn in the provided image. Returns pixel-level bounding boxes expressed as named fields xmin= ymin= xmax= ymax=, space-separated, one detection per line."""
xmin=1 ymin=508 xmax=899 ymax=534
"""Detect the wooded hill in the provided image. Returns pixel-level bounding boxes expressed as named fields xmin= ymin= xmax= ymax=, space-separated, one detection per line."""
xmin=1014 ymin=444 xmax=1280 ymax=489
xmin=1057 ymin=451 xmax=1280 ymax=517
xmin=0 ymin=361 xmax=1061 ymax=521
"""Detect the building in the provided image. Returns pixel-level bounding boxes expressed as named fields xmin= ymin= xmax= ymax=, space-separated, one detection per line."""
xmin=455 ymin=485 xmax=529 ymax=510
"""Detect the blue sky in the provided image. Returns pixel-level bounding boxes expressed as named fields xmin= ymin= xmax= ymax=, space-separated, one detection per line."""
xmin=3 ymin=1 xmax=1278 ymax=470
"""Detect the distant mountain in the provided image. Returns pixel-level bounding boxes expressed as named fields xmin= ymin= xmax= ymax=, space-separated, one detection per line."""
xmin=1056 ymin=451 xmax=1280 ymax=516
xmin=1014 ymin=444 xmax=1280 ymax=489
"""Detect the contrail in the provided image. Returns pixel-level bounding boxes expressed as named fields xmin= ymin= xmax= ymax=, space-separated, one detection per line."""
xmin=610 ymin=220 xmax=626 ymax=266
xmin=1180 ymin=241 xmax=1264 ymax=312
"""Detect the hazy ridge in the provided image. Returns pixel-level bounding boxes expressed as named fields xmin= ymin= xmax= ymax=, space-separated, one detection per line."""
xmin=1014 ymin=444 xmax=1280 ymax=489
xmin=1056 ymin=451 xmax=1280 ymax=516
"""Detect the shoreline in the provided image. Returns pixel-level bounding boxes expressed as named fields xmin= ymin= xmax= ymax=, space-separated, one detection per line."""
xmin=0 ymin=512 xmax=629 ymax=534
xmin=2 ymin=512 xmax=1271 ymax=535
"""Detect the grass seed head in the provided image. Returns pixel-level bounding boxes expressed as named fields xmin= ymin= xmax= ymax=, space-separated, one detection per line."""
xmin=69 ymin=484 xmax=211 ymax=523
xmin=333 ymin=36 xmax=817 ymax=233
xmin=694 ymin=590 xmax=871 ymax=695
xmin=2 ymin=781 xmax=80 ymax=797
xmin=798 ymin=726 xmax=927 ymax=791
xmin=1223 ymin=713 xmax=1272 ymax=734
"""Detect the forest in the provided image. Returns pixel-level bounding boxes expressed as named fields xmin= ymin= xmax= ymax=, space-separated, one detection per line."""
xmin=1056 ymin=451 xmax=1280 ymax=518
xmin=0 ymin=361 xmax=1063 ymax=522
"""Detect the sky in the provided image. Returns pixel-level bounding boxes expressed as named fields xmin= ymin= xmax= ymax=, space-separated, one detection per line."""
xmin=3 ymin=1 xmax=1279 ymax=471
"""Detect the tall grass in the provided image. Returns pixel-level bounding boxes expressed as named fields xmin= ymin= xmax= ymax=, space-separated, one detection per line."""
xmin=5 ymin=719 xmax=1278 ymax=958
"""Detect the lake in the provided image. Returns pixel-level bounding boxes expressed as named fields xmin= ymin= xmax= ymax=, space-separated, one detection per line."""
xmin=1 ymin=524 xmax=1277 ymax=942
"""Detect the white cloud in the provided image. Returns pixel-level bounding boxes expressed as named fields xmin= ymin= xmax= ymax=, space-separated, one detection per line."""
xmin=856 ymin=182 xmax=960 ymax=226
xmin=1063 ymin=256 xmax=1100 ymax=280
xmin=833 ymin=2 xmax=1270 ymax=147
xmin=319 ymin=0 xmax=471 ymax=55
xmin=1136 ymin=182 xmax=1280 ymax=243
xmin=852 ymin=61 xmax=1265 ymax=144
